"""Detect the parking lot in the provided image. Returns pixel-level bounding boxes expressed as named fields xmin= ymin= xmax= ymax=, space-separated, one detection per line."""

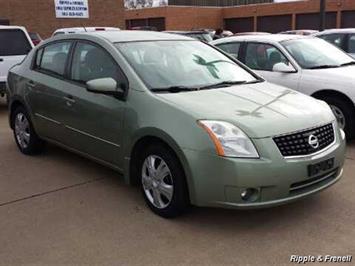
xmin=0 ymin=96 xmax=354 ymax=265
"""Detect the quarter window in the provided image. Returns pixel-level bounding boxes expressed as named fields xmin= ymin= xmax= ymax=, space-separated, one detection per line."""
xmin=216 ymin=42 xmax=240 ymax=59
xmin=70 ymin=42 xmax=124 ymax=84
xmin=35 ymin=42 xmax=71 ymax=76
xmin=245 ymin=43 xmax=289 ymax=71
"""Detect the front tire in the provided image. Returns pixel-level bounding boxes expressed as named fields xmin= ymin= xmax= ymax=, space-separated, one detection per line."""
xmin=321 ymin=96 xmax=355 ymax=140
xmin=138 ymin=144 xmax=189 ymax=218
xmin=12 ymin=106 xmax=45 ymax=155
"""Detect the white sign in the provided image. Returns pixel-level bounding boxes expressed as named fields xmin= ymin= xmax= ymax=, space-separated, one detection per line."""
xmin=124 ymin=0 xmax=168 ymax=10
xmin=54 ymin=0 xmax=89 ymax=18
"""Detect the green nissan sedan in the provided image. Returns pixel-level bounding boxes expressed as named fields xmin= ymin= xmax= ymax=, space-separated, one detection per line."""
xmin=6 ymin=31 xmax=346 ymax=217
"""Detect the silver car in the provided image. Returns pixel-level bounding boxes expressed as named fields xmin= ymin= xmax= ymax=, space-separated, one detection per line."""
xmin=211 ymin=35 xmax=355 ymax=139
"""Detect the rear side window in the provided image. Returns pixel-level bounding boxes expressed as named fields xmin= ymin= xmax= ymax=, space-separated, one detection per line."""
xmin=0 ymin=29 xmax=32 ymax=56
xmin=35 ymin=42 xmax=71 ymax=76
xmin=216 ymin=42 xmax=241 ymax=59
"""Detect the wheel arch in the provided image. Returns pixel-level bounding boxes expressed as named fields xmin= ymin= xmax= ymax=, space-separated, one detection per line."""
xmin=124 ymin=128 xmax=196 ymax=204
xmin=9 ymin=97 xmax=27 ymax=129
xmin=312 ymin=89 xmax=355 ymax=108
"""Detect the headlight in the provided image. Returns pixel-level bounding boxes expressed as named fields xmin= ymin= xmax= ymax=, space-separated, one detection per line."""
xmin=198 ymin=120 xmax=259 ymax=158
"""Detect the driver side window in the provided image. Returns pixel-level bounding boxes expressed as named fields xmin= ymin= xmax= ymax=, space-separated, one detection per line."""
xmin=245 ymin=43 xmax=289 ymax=71
xmin=70 ymin=42 xmax=124 ymax=84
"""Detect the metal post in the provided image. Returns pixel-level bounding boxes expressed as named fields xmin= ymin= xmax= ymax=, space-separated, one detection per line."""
xmin=320 ymin=0 xmax=326 ymax=31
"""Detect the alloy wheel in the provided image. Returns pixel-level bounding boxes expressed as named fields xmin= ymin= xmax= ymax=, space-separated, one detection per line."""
xmin=330 ymin=104 xmax=346 ymax=129
xmin=14 ymin=113 xmax=30 ymax=149
xmin=141 ymin=155 xmax=174 ymax=209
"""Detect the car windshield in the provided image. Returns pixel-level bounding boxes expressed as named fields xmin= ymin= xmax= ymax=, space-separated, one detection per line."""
xmin=116 ymin=40 xmax=259 ymax=91
xmin=282 ymin=38 xmax=354 ymax=69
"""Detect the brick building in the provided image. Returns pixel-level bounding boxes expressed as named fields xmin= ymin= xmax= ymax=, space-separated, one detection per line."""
xmin=1 ymin=0 xmax=354 ymax=37
xmin=125 ymin=0 xmax=355 ymax=32
xmin=0 ymin=0 xmax=125 ymax=38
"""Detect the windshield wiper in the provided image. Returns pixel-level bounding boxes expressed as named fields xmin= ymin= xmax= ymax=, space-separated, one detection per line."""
xmin=151 ymin=86 xmax=198 ymax=93
xmin=308 ymin=65 xmax=340 ymax=69
xmin=340 ymin=61 xmax=355 ymax=67
xmin=198 ymin=80 xmax=247 ymax=90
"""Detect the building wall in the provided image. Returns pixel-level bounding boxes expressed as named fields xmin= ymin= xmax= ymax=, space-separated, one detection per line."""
xmin=125 ymin=0 xmax=355 ymax=32
xmin=0 ymin=0 xmax=125 ymax=38
xmin=166 ymin=6 xmax=221 ymax=30
xmin=125 ymin=6 xmax=221 ymax=30
xmin=223 ymin=0 xmax=355 ymax=31
xmin=166 ymin=0 xmax=272 ymax=7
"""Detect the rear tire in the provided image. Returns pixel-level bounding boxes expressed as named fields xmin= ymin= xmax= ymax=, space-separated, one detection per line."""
xmin=320 ymin=96 xmax=355 ymax=140
xmin=11 ymin=106 xmax=45 ymax=155
xmin=138 ymin=144 xmax=189 ymax=218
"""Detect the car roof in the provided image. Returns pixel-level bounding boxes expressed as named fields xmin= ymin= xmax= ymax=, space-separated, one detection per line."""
xmin=211 ymin=34 xmax=307 ymax=45
xmin=52 ymin=30 xmax=193 ymax=43
xmin=54 ymin=27 xmax=120 ymax=31
xmin=316 ymin=28 xmax=355 ymax=35
xmin=0 ymin=25 xmax=27 ymax=31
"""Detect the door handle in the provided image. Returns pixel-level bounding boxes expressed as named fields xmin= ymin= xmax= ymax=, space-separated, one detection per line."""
xmin=0 ymin=58 xmax=3 ymax=62
xmin=26 ymin=80 xmax=36 ymax=88
xmin=64 ymin=95 xmax=76 ymax=106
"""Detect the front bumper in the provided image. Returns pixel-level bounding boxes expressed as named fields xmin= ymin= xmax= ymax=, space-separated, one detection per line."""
xmin=184 ymin=127 xmax=346 ymax=209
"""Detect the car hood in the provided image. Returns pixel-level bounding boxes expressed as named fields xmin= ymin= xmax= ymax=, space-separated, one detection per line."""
xmin=157 ymin=82 xmax=334 ymax=138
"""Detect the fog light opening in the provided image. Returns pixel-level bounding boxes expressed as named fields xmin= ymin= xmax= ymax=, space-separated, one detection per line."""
xmin=241 ymin=188 xmax=259 ymax=202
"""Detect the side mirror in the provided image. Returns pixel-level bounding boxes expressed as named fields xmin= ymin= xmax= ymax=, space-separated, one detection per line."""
xmin=86 ymin=78 xmax=126 ymax=99
xmin=272 ymin=62 xmax=296 ymax=73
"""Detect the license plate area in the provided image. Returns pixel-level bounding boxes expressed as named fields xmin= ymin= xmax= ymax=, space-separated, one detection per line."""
xmin=308 ymin=158 xmax=334 ymax=177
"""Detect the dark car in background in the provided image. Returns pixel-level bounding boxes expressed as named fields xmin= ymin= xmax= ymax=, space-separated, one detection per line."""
xmin=29 ymin=32 xmax=42 ymax=46
xmin=315 ymin=29 xmax=355 ymax=58
xmin=234 ymin=32 xmax=271 ymax=36
xmin=279 ymin=30 xmax=319 ymax=36
xmin=164 ymin=30 xmax=213 ymax=42
xmin=130 ymin=26 xmax=157 ymax=31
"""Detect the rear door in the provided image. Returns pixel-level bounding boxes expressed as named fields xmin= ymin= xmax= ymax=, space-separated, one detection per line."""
xmin=27 ymin=41 xmax=73 ymax=141
xmin=0 ymin=28 xmax=33 ymax=83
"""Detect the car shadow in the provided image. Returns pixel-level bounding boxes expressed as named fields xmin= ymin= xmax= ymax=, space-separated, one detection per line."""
xmin=0 ymin=98 xmax=7 ymax=114
xmin=42 ymin=140 xmax=339 ymax=230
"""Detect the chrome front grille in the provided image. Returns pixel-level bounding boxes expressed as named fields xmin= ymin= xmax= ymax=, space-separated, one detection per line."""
xmin=273 ymin=123 xmax=335 ymax=157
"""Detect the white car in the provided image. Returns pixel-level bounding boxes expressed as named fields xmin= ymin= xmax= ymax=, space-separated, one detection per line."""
xmin=52 ymin=27 xmax=120 ymax=37
xmin=211 ymin=35 xmax=355 ymax=139
xmin=315 ymin=29 xmax=355 ymax=59
xmin=0 ymin=26 xmax=33 ymax=97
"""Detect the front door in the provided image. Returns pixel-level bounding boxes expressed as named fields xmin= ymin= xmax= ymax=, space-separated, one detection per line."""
xmin=243 ymin=42 xmax=301 ymax=91
xmin=59 ymin=41 xmax=127 ymax=168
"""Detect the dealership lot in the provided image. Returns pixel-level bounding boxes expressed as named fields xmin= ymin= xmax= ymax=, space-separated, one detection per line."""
xmin=0 ymin=96 xmax=354 ymax=265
